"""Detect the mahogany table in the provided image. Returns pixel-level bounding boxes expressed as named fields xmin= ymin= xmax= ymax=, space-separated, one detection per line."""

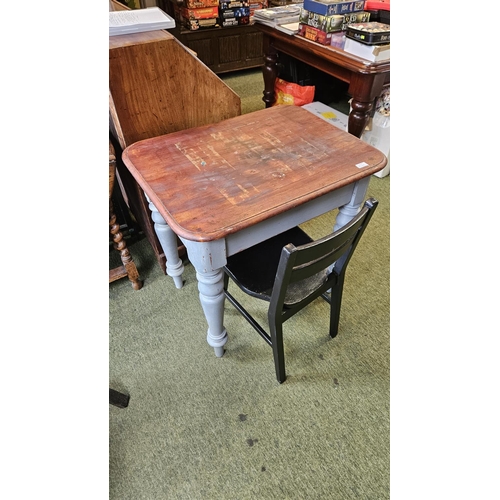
xmin=256 ymin=23 xmax=390 ymax=138
xmin=122 ymin=106 xmax=387 ymax=356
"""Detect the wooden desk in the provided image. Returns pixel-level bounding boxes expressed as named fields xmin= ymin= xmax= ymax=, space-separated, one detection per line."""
xmin=122 ymin=106 xmax=386 ymax=356
xmin=256 ymin=24 xmax=390 ymax=138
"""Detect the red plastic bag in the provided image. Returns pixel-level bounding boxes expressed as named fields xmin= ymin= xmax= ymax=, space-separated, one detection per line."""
xmin=273 ymin=78 xmax=315 ymax=107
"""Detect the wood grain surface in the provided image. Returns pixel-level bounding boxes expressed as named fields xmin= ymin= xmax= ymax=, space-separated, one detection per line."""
xmin=123 ymin=105 xmax=387 ymax=241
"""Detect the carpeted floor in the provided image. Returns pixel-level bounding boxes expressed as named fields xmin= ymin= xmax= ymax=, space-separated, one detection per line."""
xmin=110 ymin=68 xmax=389 ymax=499
xmin=220 ymin=68 xmax=267 ymax=115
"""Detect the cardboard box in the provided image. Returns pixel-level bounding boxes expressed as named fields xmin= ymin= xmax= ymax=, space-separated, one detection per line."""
xmin=299 ymin=9 xmax=343 ymax=32
xmin=301 ymin=101 xmax=390 ymax=178
xmin=346 ymin=21 xmax=390 ymax=45
xmin=342 ymin=11 xmax=371 ymax=27
xmin=220 ymin=0 xmax=249 ymax=9
xmin=181 ymin=6 xmax=219 ymax=19
xmin=330 ymin=31 xmax=346 ymax=49
xmin=222 ymin=15 xmax=250 ymax=25
xmin=299 ymin=9 xmax=370 ymax=33
xmin=344 ymin=37 xmax=390 ymax=61
xmin=301 ymin=101 xmax=350 ymax=130
xmin=183 ymin=16 xmax=219 ymax=29
xmin=360 ymin=111 xmax=390 ymax=177
xmin=302 ymin=0 xmax=365 ymax=16
xmin=222 ymin=7 xmax=251 ymax=17
xmin=184 ymin=0 xmax=219 ymax=8
xmin=249 ymin=1 xmax=267 ymax=7
xmin=298 ymin=24 xmax=332 ymax=45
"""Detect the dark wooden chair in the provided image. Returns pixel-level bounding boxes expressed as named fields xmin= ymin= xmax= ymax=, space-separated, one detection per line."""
xmin=109 ymin=141 xmax=142 ymax=290
xmin=109 ymin=141 xmax=139 ymax=408
xmin=223 ymin=198 xmax=378 ymax=383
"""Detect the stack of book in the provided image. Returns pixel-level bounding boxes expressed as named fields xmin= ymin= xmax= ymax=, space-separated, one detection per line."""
xmin=252 ymin=3 xmax=302 ymax=33
xmin=109 ymin=7 xmax=175 ymax=36
xmin=249 ymin=1 xmax=269 ymax=23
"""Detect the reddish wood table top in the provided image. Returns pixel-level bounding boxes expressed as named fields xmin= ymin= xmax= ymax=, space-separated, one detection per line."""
xmin=122 ymin=106 xmax=386 ymax=242
xmin=256 ymin=23 xmax=390 ymax=75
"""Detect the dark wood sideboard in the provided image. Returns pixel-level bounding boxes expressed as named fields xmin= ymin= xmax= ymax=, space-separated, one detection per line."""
xmin=159 ymin=0 xmax=264 ymax=73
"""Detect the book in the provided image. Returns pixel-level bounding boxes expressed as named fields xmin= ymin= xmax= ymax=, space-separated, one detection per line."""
xmin=275 ymin=22 xmax=300 ymax=34
xmin=302 ymin=0 xmax=365 ymax=16
xmin=109 ymin=7 xmax=175 ymax=36
xmin=343 ymin=37 xmax=390 ymax=61
xmin=253 ymin=4 xmax=302 ymax=25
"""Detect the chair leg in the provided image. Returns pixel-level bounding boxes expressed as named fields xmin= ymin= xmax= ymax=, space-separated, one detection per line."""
xmin=109 ymin=201 xmax=143 ymax=291
xmin=269 ymin=319 xmax=286 ymax=383
xmin=109 ymin=388 xmax=130 ymax=408
xmin=329 ymin=276 xmax=345 ymax=338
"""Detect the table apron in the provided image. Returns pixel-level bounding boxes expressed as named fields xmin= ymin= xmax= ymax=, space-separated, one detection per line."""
xmin=226 ymin=183 xmax=355 ymax=256
xmin=179 ymin=182 xmax=355 ymax=272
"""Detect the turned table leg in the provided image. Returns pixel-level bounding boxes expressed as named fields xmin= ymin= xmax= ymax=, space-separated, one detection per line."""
xmin=334 ymin=177 xmax=371 ymax=231
xmin=145 ymin=195 xmax=184 ymax=289
xmin=262 ymin=44 xmax=278 ymax=108
xmin=347 ymin=98 xmax=374 ymax=139
xmin=179 ymin=237 xmax=228 ymax=357
xmin=348 ymin=73 xmax=387 ymax=138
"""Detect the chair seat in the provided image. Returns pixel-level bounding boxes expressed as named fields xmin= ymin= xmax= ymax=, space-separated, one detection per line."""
xmin=224 ymin=226 xmax=328 ymax=306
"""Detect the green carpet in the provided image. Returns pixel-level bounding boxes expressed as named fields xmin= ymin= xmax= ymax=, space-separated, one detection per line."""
xmin=220 ymin=68 xmax=267 ymax=115
xmin=110 ymin=69 xmax=389 ymax=499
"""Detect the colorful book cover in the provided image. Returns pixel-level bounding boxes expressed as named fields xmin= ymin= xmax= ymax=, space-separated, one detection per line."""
xmin=302 ymin=0 xmax=365 ymax=16
xmin=299 ymin=9 xmax=370 ymax=33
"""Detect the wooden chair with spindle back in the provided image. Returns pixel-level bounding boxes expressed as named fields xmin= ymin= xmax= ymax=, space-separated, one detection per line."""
xmin=109 ymin=140 xmax=142 ymax=291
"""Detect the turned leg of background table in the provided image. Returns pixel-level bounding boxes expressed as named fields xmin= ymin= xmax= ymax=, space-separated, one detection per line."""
xmin=347 ymin=98 xmax=373 ymax=139
xmin=262 ymin=45 xmax=278 ymax=108
xmin=348 ymin=73 xmax=387 ymax=138
xmin=146 ymin=196 xmax=184 ymax=289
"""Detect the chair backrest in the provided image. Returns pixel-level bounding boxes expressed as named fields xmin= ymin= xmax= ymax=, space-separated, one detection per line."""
xmin=269 ymin=198 xmax=378 ymax=311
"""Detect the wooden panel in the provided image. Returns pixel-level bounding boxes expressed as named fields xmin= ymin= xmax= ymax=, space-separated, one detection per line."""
xmin=187 ymin=38 xmax=215 ymax=66
xmin=109 ymin=31 xmax=241 ymax=147
xmin=172 ymin=23 xmax=264 ymax=73
xmin=218 ymin=34 xmax=241 ymax=64
xmin=245 ymin=31 xmax=264 ymax=60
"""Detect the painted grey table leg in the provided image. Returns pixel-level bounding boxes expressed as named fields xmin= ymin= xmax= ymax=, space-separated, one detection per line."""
xmin=179 ymin=238 xmax=228 ymax=357
xmin=145 ymin=194 xmax=184 ymax=289
xmin=334 ymin=177 xmax=371 ymax=231
xmin=328 ymin=177 xmax=371 ymax=279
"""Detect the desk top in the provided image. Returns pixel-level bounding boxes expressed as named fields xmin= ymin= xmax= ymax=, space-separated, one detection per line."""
xmin=122 ymin=106 xmax=386 ymax=242
xmin=256 ymin=23 xmax=390 ymax=75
